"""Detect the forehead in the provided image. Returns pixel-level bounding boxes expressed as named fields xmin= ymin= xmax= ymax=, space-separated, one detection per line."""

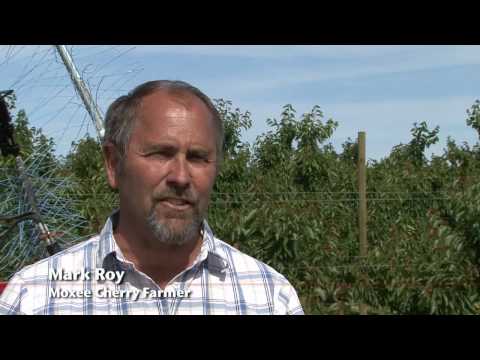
xmin=139 ymin=89 xmax=211 ymax=118
xmin=131 ymin=90 xmax=216 ymax=144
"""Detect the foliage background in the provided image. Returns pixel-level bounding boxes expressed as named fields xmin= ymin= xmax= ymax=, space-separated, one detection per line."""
xmin=2 ymin=95 xmax=480 ymax=314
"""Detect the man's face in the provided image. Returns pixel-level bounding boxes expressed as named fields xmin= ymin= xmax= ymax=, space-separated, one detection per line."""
xmin=105 ymin=90 xmax=218 ymax=246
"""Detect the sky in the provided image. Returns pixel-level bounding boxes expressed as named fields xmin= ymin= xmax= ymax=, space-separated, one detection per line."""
xmin=1 ymin=45 xmax=479 ymax=161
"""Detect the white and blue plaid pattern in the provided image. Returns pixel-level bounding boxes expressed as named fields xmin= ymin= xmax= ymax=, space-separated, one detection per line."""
xmin=0 ymin=213 xmax=304 ymax=315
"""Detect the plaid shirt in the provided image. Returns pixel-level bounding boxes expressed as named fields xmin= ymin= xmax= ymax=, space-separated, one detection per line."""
xmin=0 ymin=212 xmax=304 ymax=315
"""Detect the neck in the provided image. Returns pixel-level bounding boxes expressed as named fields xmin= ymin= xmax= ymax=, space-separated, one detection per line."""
xmin=112 ymin=212 xmax=203 ymax=289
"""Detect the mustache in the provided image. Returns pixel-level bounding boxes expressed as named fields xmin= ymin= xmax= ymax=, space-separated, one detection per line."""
xmin=152 ymin=189 xmax=197 ymax=205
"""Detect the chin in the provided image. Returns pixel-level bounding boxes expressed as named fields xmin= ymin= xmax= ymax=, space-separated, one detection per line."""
xmin=146 ymin=210 xmax=203 ymax=246
xmin=164 ymin=217 xmax=192 ymax=230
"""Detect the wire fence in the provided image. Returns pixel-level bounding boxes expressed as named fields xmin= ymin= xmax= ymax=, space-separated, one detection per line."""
xmin=0 ymin=45 xmax=143 ymax=156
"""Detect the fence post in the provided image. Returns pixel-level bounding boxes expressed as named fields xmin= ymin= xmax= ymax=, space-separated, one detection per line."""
xmin=358 ymin=131 xmax=368 ymax=315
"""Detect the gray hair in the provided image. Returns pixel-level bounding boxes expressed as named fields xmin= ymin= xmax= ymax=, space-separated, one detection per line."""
xmin=103 ymin=80 xmax=224 ymax=167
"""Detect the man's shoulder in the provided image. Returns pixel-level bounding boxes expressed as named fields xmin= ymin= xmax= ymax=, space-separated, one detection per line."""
xmin=12 ymin=235 xmax=101 ymax=280
xmin=210 ymin=236 xmax=304 ymax=314
xmin=211 ymin=236 xmax=291 ymax=286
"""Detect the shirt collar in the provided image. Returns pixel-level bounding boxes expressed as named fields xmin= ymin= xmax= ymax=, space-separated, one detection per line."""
xmin=199 ymin=220 xmax=228 ymax=273
xmin=95 ymin=210 xmax=228 ymax=273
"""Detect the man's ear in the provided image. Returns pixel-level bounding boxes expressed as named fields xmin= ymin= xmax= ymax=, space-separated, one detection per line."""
xmin=103 ymin=142 xmax=122 ymax=190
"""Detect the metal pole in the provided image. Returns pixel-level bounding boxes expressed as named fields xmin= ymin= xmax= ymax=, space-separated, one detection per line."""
xmin=357 ymin=131 xmax=368 ymax=315
xmin=16 ymin=156 xmax=61 ymax=255
xmin=54 ymin=45 xmax=105 ymax=140
xmin=1 ymin=92 xmax=61 ymax=255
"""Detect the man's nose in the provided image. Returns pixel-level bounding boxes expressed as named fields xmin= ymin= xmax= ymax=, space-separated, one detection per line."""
xmin=166 ymin=156 xmax=191 ymax=190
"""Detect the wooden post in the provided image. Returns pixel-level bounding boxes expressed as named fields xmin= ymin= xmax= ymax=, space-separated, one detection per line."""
xmin=357 ymin=132 xmax=368 ymax=315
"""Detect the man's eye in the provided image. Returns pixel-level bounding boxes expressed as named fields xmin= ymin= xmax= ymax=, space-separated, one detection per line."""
xmin=147 ymin=151 xmax=171 ymax=159
xmin=188 ymin=154 xmax=209 ymax=163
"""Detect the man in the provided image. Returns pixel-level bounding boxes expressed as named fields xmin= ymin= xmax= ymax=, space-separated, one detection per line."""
xmin=0 ymin=80 xmax=304 ymax=315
